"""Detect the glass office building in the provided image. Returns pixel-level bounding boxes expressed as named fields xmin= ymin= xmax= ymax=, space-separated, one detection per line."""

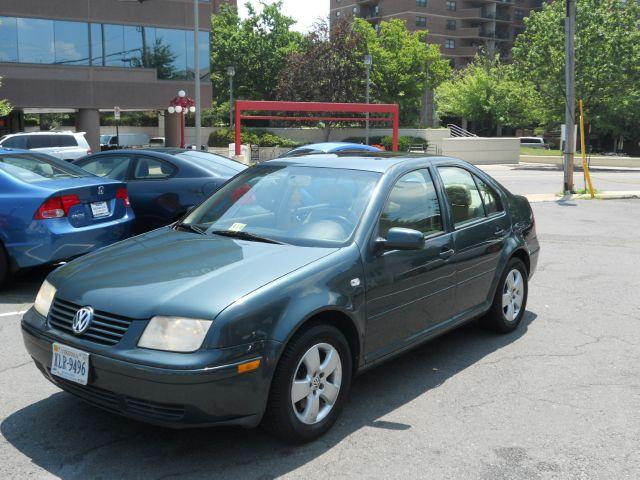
xmin=0 ymin=17 xmax=210 ymax=80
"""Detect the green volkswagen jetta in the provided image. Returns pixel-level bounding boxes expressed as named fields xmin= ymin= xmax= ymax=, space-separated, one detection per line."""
xmin=22 ymin=154 xmax=539 ymax=443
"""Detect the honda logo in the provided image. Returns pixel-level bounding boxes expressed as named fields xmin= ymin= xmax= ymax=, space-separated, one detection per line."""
xmin=97 ymin=186 xmax=105 ymax=195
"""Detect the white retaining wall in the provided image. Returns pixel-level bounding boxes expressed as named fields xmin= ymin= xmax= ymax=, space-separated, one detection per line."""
xmin=442 ymin=137 xmax=520 ymax=164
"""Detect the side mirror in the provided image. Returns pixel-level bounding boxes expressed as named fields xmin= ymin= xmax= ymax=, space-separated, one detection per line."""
xmin=378 ymin=227 xmax=424 ymax=251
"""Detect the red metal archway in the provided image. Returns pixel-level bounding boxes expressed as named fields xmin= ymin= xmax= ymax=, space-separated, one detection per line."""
xmin=234 ymin=100 xmax=400 ymax=156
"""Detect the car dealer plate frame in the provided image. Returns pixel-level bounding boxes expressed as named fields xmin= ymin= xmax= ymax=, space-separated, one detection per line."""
xmin=51 ymin=343 xmax=90 ymax=385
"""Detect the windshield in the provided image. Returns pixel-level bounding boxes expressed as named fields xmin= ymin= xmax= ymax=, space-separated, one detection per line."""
xmin=182 ymin=165 xmax=381 ymax=247
xmin=0 ymin=153 xmax=87 ymax=182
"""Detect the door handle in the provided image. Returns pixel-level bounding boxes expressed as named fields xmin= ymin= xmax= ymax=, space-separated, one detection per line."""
xmin=439 ymin=247 xmax=455 ymax=259
xmin=494 ymin=228 xmax=506 ymax=236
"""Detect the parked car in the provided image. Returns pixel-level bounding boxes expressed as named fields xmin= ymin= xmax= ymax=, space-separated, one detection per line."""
xmin=148 ymin=137 xmax=165 ymax=147
xmin=73 ymin=148 xmax=246 ymax=232
xmin=519 ymin=137 xmax=547 ymax=149
xmin=282 ymin=142 xmax=383 ymax=157
xmin=100 ymin=133 xmax=150 ymax=150
xmin=22 ymin=153 xmax=539 ymax=442
xmin=0 ymin=148 xmax=134 ymax=286
xmin=0 ymin=131 xmax=91 ymax=161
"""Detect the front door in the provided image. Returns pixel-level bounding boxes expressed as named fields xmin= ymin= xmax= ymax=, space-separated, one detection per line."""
xmin=363 ymin=168 xmax=457 ymax=363
xmin=128 ymin=155 xmax=177 ymax=232
xmin=437 ymin=166 xmax=510 ymax=313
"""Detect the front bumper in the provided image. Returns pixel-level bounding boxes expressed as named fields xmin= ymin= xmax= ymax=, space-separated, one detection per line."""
xmin=21 ymin=311 xmax=281 ymax=429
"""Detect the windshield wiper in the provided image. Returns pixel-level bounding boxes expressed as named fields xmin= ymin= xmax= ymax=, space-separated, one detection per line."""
xmin=210 ymin=230 xmax=283 ymax=244
xmin=174 ymin=222 xmax=206 ymax=235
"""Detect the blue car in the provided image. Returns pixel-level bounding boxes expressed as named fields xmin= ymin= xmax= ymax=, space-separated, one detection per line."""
xmin=0 ymin=148 xmax=135 ymax=285
xmin=282 ymin=142 xmax=382 ymax=157
xmin=74 ymin=149 xmax=246 ymax=233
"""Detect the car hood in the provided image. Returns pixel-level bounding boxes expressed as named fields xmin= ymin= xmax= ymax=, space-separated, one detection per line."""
xmin=49 ymin=228 xmax=339 ymax=320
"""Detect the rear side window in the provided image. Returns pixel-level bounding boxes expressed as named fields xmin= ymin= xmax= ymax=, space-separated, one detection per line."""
xmin=133 ymin=157 xmax=175 ymax=179
xmin=1 ymin=136 xmax=28 ymax=149
xmin=54 ymin=135 xmax=78 ymax=147
xmin=27 ymin=135 xmax=52 ymax=149
xmin=79 ymin=155 xmax=131 ymax=181
xmin=474 ymin=176 xmax=503 ymax=215
xmin=438 ymin=166 xmax=485 ymax=227
xmin=379 ymin=169 xmax=443 ymax=237
xmin=0 ymin=153 xmax=85 ymax=182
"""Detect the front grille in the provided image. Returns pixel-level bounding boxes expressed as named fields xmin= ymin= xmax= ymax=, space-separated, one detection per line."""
xmin=54 ymin=375 xmax=120 ymax=413
xmin=124 ymin=397 xmax=186 ymax=421
xmin=48 ymin=298 xmax=133 ymax=345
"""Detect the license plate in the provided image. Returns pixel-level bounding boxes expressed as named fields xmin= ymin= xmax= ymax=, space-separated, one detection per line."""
xmin=51 ymin=343 xmax=89 ymax=385
xmin=90 ymin=201 xmax=109 ymax=218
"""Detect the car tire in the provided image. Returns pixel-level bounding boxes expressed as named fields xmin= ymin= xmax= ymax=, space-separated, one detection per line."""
xmin=0 ymin=243 xmax=9 ymax=287
xmin=480 ymin=257 xmax=528 ymax=333
xmin=262 ymin=323 xmax=352 ymax=443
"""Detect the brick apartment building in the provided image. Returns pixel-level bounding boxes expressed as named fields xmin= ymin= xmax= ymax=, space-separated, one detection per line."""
xmin=0 ymin=0 xmax=236 ymax=149
xmin=330 ymin=0 xmax=544 ymax=69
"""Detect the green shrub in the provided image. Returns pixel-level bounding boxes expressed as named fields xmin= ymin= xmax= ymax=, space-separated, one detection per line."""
xmin=207 ymin=129 xmax=300 ymax=148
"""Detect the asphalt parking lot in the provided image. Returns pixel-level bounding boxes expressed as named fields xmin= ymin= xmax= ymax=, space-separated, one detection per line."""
xmin=1 ymin=198 xmax=639 ymax=479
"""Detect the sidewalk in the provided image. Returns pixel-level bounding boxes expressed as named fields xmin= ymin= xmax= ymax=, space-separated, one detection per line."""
xmin=526 ymin=190 xmax=640 ymax=203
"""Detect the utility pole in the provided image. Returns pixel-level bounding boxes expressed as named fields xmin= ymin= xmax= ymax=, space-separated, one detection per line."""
xmin=563 ymin=0 xmax=576 ymax=193
xmin=364 ymin=54 xmax=373 ymax=145
xmin=194 ymin=0 xmax=202 ymax=149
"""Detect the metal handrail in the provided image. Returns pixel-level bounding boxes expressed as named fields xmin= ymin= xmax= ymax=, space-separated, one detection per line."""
xmin=447 ymin=124 xmax=477 ymax=137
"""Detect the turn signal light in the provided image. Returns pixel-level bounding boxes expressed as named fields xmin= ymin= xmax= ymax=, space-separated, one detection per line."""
xmin=34 ymin=194 xmax=81 ymax=219
xmin=115 ymin=187 xmax=130 ymax=207
xmin=237 ymin=359 xmax=261 ymax=374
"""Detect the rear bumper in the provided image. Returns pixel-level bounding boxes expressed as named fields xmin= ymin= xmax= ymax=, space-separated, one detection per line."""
xmin=21 ymin=315 xmax=279 ymax=428
xmin=7 ymin=211 xmax=134 ymax=270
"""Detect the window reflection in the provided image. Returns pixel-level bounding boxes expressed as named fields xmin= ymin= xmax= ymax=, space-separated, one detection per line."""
xmin=0 ymin=16 xmax=210 ymax=80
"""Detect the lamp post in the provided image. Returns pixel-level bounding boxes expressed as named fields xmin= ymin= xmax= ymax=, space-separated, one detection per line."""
xmin=227 ymin=66 xmax=236 ymax=128
xmin=168 ymin=90 xmax=196 ymax=149
xmin=193 ymin=0 xmax=202 ymax=149
xmin=364 ymin=54 xmax=373 ymax=145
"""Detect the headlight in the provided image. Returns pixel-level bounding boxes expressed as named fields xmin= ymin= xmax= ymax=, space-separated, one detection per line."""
xmin=34 ymin=280 xmax=56 ymax=317
xmin=137 ymin=316 xmax=212 ymax=353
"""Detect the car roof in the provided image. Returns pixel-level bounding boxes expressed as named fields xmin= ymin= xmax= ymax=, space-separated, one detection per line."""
xmin=4 ymin=131 xmax=83 ymax=136
xmin=264 ymin=152 xmax=461 ymax=173
xmin=293 ymin=142 xmax=381 ymax=151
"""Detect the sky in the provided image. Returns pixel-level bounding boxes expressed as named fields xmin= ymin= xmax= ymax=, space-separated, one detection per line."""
xmin=238 ymin=1 xmax=330 ymax=33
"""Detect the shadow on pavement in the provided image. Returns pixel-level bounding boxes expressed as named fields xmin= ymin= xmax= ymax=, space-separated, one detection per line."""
xmin=1 ymin=312 xmax=536 ymax=479
xmin=0 ymin=268 xmax=53 ymax=306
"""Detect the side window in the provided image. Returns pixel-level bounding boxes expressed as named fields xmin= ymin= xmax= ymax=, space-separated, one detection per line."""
xmin=27 ymin=135 xmax=52 ymax=149
xmin=133 ymin=157 xmax=175 ymax=180
xmin=438 ymin=166 xmax=485 ymax=227
xmin=56 ymin=135 xmax=78 ymax=147
xmin=80 ymin=155 xmax=131 ymax=181
xmin=474 ymin=175 xmax=503 ymax=216
xmin=1 ymin=136 xmax=28 ymax=149
xmin=379 ymin=169 xmax=443 ymax=238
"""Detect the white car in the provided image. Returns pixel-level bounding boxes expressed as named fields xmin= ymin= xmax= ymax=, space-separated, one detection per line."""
xmin=519 ymin=137 xmax=548 ymax=149
xmin=0 ymin=131 xmax=91 ymax=161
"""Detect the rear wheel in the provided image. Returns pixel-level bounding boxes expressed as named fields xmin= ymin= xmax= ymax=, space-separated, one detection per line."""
xmin=262 ymin=323 xmax=352 ymax=443
xmin=480 ymin=258 xmax=528 ymax=333
xmin=0 ymin=243 xmax=9 ymax=287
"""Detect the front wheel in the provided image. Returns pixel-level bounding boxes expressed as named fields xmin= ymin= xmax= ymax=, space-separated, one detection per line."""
xmin=480 ymin=258 xmax=528 ymax=333
xmin=262 ymin=323 xmax=352 ymax=443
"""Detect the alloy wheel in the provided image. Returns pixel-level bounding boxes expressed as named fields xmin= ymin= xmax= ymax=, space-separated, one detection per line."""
xmin=502 ymin=268 xmax=524 ymax=322
xmin=291 ymin=342 xmax=342 ymax=425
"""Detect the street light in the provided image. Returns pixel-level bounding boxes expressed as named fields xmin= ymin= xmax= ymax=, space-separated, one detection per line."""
xmin=364 ymin=54 xmax=373 ymax=145
xmin=227 ymin=66 xmax=236 ymax=129
xmin=168 ymin=90 xmax=196 ymax=148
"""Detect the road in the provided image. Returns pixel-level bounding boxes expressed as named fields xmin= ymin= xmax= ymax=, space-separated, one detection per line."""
xmin=1 ymin=200 xmax=639 ymax=479
xmin=478 ymin=163 xmax=640 ymax=195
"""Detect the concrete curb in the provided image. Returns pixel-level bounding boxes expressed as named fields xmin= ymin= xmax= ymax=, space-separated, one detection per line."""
xmin=526 ymin=191 xmax=640 ymax=203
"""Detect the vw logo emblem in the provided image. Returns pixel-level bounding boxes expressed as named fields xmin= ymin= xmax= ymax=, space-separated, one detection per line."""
xmin=97 ymin=186 xmax=104 ymax=195
xmin=72 ymin=307 xmax=94 ymax=335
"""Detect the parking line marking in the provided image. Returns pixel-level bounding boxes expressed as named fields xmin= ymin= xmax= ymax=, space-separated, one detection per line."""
xmin=0 ymin=310 xmax=27 ymax=317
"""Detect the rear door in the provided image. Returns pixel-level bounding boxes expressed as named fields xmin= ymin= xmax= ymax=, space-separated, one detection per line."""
xmin=49 ymin=134 xmax=80 ymax=160
xmin=437 ymin=166 xmax=510 ymax=313
xmin=76 ymin=154 xmax=133 ymax=181
xmin=127 ymin=155 xmax=178 ymax=231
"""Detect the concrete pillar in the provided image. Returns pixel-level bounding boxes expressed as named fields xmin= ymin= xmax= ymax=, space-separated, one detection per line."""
xmin=76 ymin=109 xmax=100 ymax=153
xmin=165 ymin=111 xmax=181 ymax=147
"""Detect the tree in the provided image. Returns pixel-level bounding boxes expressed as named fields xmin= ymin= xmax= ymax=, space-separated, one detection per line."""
xmin=210 ymin=2 xmax=304 ymax=105
xmin=0 ymin=77 xmax=11 ymax=118
xmin=435 ymin=55 xmax=542 ymax=135
xmin=354 ymin=18 xmax=451 ymax=125
xmin=275 ymin=17 xmax=367 ymax=104
xmin=511 ymin=0 xmax=640 ymax=142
